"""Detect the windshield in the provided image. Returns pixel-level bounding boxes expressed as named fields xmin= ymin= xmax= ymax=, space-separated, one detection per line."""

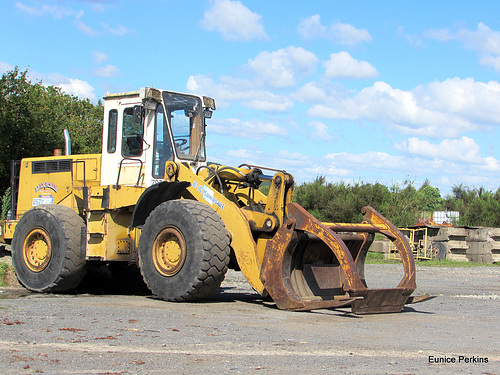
xmin=162 ymin=91 xmax=206 ymax=162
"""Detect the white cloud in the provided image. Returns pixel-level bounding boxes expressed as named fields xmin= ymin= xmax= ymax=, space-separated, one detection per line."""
xmin=76 ymin=22 xmax=134 ymax=37
xmin=11 ymin=68 xmax=93 ymax=101
xmin=92 ymin=51 xmax=108 ymax=64
xmin=319 ymin=148 xmax=500 ymax=192
xmin=293 ymin=82 xmax=328 ymax=103
xmin=101 ymin=23 xmax=134 ymax=37
xmin=75 ymin=20 xmax=99 ymax=36
xmin=396 ymin=26 xmax=424 ymax=48
xmin=15 ymin=2 xmax=41 ymax=16
xmin=297 ymin=14 xmax=326 ymax=40
xmin=323 ymin=52 xmax=378 ymax=79
xmin=187 ymin=74 xmax=258 ymax=106
xmin=92 ymin=64 xmax=120 ymax=77
xmin=42 ymin=74 xmax=95 ymax=100
xmin=15 ymin=2 xmax=84 ymax=19
xmin=271 ymin=150 xmax=311 ymax=169
xmin=57 ymin=78 xmax=95 ymax=100
xmin=88 ymin=2 xmax=107 ymax=13
xmin=227 ymin=149 xmax=254 ymax=159
xmin=457 ymin=22 xmax=500 ymax=55
xmin=482 ymin=156 xmax=500 ymax=172
xmin=33 ymin=72 xmax=96 ymax=100
xmin=187 ymin=46 xmax=317 ymax=111
xmin=308 ymin=121 xmax=332 ymax=141
xmin=209 ymin=118 xmax=286 ymax=140
xmin=424 ymin=23 xmax=500 ymax=72
xmin=415 ymin=78 xmax=500 ymax=125
xmin=308 ymin=78 xmax=500 ymax=138
xmin=395 ymin=136 xmax=500 ymax=174
xmin=298 ymin=15 xmax=372 ymax=46
xmin=1 ymin=67 xmax=96 ymax=101
xmin=247 ymin=46 xmax=318 ymax=88
xmin=423 ymin=27 xmax=454 ymax=42
xmin=15 ymin=2 xmax=134 ymax=37
xmin=480 ymin=54 xmax=500 ymax=71
xmin=301 ymin=164 xmax=352 ymax=179
xmin=221 ymin=148 xmax=311 ymax=175
xmin=0 ymin=62 xmax=14 ymax=73
xmin=200 ymin=0 xmax=268 ymax=41
xmin=395 ymin=136 xmax=482 ymax=163
xmin=187 ymin=74 xmax=292 ymax=113
xmin=325 ymin=151 xmax=411 ymax=174
xmin=330 ymin=22 xmax=372 ymax=46
xmin=245 ymin=96 xmax=293 ymax=112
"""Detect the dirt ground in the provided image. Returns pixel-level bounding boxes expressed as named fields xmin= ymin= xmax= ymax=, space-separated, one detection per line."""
xmin=0 ymin=251 xmax=499 ymax=374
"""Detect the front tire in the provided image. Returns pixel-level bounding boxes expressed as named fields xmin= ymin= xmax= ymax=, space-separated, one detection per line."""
xmin=139 ymin=200 xmax=230 ymax=301
xmin=12 ymin=204 xmax=87 ymax=292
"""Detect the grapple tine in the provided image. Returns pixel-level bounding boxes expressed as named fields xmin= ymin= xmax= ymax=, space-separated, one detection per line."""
xmin=260 ymin=216 xmax=361 ymax=311
xmin=260 ymin=203 xmax=428 ymax=314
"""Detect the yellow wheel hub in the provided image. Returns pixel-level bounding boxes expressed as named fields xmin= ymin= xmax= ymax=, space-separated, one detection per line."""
xmin=23 ymin=228 xmax=52 ymax=272
xmin=152 ymin=227 xmax=186 ymax=277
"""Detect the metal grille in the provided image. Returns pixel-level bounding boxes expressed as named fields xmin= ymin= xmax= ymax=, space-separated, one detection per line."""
xmin=32 ymin=159 xmax=72 ymax=174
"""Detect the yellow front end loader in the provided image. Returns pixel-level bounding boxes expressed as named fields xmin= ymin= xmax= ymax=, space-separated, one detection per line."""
xmin=0 ymin=87 xmax=432 ymax=314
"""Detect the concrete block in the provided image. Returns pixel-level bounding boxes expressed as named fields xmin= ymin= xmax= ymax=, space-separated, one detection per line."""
xmin=466 ymin=227 xmax=500 ymax=242
xmin=368 ymin=240 xmax=390 ymax=255
xmin=442 ymin=241 xmax=469 ymax=262
xmin=492 ymin=249 xmax=500 ymax=263
xmin=429 ymin=227 xmax=467 ymax=242
xmin=467 ymin=242 xmax=494 ymax=263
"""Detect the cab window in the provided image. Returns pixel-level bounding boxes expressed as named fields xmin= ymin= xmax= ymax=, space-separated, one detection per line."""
xmin=163 ymin=92 xmax=205 ymax=161
xmin=153 ymin=105 xmax=174 ymax=178
xmin=107 ymin=109 xmax=117 ymax=153
xmin=122 ymin=107 xmax=143 ymax=157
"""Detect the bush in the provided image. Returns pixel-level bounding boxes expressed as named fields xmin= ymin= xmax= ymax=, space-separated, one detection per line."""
xmin=1 ymin=187 xmax=10 ymax=220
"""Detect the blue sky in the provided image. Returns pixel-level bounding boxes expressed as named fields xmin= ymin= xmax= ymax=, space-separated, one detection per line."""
xmin=2 ymin=0 xmax=500 ymax=195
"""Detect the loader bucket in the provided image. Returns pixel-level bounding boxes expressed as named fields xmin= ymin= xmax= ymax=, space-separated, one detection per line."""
xmin=260 ymin=203 xmax=434 ymax=314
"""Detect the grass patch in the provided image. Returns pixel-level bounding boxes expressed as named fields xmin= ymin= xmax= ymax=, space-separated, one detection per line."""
xmin=0 ymin=261 xmax=14 ymax=286
xmin=365 ymin=252 xmax=499 ymax=267
xmin=416 ymin=259 xmax=499 ymax=267
xmin=366 ymin=251 xmax=384 ymax=260
xmin=365 ymin=252 xmax=400 ymax=264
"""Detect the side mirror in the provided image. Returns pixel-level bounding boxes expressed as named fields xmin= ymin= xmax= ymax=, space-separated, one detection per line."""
xmin=204 ymin=109 xmax=213 ymax=119
xmin=133 ymin=105 xmax=144 ymax=125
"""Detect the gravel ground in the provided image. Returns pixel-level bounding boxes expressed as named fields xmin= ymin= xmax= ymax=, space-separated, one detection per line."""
xmin=0 ymin=257 xmax=499 ymax=375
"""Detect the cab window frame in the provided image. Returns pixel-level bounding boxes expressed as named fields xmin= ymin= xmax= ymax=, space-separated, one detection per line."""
xmin=107 ymin=109 xmax=118 ymax=154
xmin=152 ymin=103 xmax=174 ymax=179
xmin=121 ymin=106 xmax=144 ymax=157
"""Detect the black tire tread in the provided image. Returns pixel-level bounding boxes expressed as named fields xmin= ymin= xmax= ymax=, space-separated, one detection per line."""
xmin=12 ymin=204 xmax=86 ymax=292
xmin=139 ymin=200 xmax=230 ymax=302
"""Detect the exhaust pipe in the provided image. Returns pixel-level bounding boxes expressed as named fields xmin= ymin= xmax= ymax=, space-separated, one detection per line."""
xmin=63 ymin=129 xmax=71 ymax=155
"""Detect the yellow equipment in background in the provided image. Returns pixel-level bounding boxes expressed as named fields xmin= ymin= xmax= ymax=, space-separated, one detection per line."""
xmin=389 ymin=227 xmax=438 ymax=261
xmin=0 ymin=87 xmax=432 ymax=314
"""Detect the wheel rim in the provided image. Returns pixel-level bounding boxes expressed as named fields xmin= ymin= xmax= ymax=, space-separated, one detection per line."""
xmin=152 ymin=227 xmax=186 ymax=277
xmin=23 ymin=228 xmax=52 ymax=272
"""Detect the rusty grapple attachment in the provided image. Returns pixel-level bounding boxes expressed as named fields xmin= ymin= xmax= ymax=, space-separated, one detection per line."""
xmin=260 ymin=203 xmax=434 ymax=314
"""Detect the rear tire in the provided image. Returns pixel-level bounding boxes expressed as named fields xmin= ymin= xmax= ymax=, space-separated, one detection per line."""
xmin=434 ymin=242 xmax=447 ymax=260
xmin=12 ymin=204 xmax=87 ymax=292
xmin=139 ymin=200 xmax=230 ymax=301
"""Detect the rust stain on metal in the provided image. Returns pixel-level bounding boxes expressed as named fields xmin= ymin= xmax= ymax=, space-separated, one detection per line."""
xmin=260 ymin=203 xmax=428 ymax=314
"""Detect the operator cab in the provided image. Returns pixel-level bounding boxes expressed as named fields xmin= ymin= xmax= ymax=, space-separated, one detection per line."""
xmin=100 ymin=87 xmax=215 ymax=187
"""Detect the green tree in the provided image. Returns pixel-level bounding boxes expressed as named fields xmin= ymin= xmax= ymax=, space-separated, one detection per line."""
xmin=294 ymin=177 xmax=443 ymax=227
xmin=444 ymin=185 xmax=500 ymax=227
xmin=0 ymin=67 xmax=103 ymax=195
xmin=417 ymin=185 xmax=443 ymax=212
xmin=294 ymin=177 xmax=391 ymax=223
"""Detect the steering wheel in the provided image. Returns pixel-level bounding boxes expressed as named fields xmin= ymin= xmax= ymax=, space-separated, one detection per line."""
xmin=174 ymin=137 xmax=189 ymax=152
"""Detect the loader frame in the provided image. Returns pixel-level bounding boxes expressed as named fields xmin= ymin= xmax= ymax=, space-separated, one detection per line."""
xmin=0 ymin=86 xmax=433 ymax=314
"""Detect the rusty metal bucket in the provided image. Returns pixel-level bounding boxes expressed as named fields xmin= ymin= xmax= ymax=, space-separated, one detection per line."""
xmin=260 ymin=203 xmax=434 ymax=314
